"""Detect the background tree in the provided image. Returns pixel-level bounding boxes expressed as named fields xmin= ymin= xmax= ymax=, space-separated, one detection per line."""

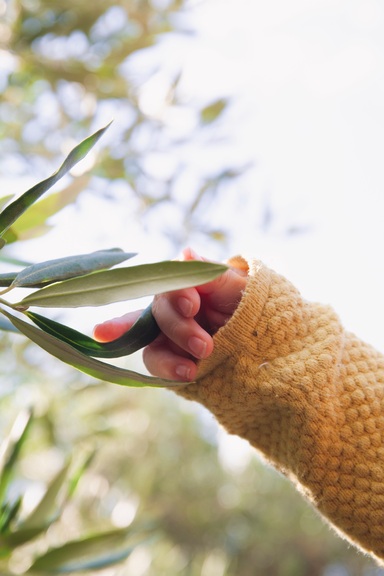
xmin=0 ymin=1 xmax=382 ymax=574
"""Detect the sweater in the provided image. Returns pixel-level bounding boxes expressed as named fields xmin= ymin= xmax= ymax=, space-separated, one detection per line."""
xmin=177 ymin=257 xmax=384 ymax=563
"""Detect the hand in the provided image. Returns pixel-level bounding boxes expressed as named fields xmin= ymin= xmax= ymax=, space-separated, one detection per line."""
xmin=93 ymin=248 xmax=247 ymax=381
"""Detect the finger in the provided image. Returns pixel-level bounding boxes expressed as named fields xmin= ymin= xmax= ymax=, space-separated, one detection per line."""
xmin=181 ymin=247 xmax=247 ymax=315
xmin=197 ymin=267 xmax=246 ymax=314
xmin=143 ymin=340 xmax=198 ymax=381
xmin=93 ymin=310 xmax=143 ymax=342
xmin=152 ymin=294 xmax=213 ymax=360
xmin=165 ymin=286 xmax=201 ymax=319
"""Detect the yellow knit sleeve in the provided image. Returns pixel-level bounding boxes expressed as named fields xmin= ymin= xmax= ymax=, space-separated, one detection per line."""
xmin=177 ymin=258 xmax=384 ymax=563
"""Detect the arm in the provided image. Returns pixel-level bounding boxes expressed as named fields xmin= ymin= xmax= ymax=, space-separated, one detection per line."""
xmin=182 ymin=257 xmax=384 ymax=563
xmin=95 ymin=253 xmax=384 ymax=563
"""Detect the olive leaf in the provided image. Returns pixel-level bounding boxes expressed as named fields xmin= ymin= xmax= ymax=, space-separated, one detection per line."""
xmin=0 ymin=410 xmax=33 ymax=504
xmin=26 ymin=304 xmax=159 ymax=358
xmin=17 ymin=260 xmax=227 ymax=309
xmin=20 ymin=461 xmax=70 ymax=531
xmin=0 ymin=309 xmax=186 ymax=388
xmin=0 ymin=273 xmax=17 ymax=288
xmin=10 ymin=248 xmax=136 ymax=289
xmin=3 ymin=174 xmax=91 ymax=244
xmin=0 ymin=122 xmax=112 ymax=238
xmin=28 ymin=528 xmax=151 ymax=573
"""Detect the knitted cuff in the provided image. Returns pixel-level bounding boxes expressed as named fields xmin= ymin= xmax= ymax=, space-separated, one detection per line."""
xmin=195 ymin=258 xmax=271 ymax=380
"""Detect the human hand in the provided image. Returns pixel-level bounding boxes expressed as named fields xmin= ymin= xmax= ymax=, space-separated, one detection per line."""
xmin=93 ymin=248 xmax=247 ymax=381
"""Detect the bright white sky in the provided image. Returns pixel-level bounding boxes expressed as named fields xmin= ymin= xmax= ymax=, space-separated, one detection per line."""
xmin=184 ymin=0 xmax=384 ymax=350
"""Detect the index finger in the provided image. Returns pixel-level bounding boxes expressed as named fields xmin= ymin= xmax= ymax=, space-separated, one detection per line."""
xmin=181 ymin=248 xmax=247 ymax=314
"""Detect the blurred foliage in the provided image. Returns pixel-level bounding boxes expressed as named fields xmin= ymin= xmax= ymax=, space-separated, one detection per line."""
xmin=0 ymin=1 xmax=382 ymax=575
xmin=0 ymin=0 xmax=245 ymax=249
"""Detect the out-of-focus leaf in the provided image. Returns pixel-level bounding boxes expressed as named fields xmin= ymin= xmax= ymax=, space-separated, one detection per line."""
xmin=0 ymin=273 xmax=17 ymax=288
xmin=9 ymin=223 xmax=52 ymax=242
xmin=0 ymin=497 xmax=22 ymax=534
xmin=26 ymin=303 xmax=159 ymax=358
xmin=11 ymin=248 xmax=136 ymax=289
xmin=66 ymin=452 xmax=95 ymax=500
xmin=200 ymin=98 xmax=228 ymax=124
xmin=2 ymin=174 xmax=91 ymax=244
xmin=0 ymin=410 xmax=33 ymax=504
xmin=0 ymin=316 xmax=20 ymax=333
xmin=0 ymin=526 xmax=47 ymax=550
xmin=0 ymin=255 xmax=32 ymax=267
xmin=0 ymin=196 xmax=14 ymax=211
xmin=0 ymin=122 xmax=111 ymax=238
xmin=20 ymin=460 xmax=70 ymax=530
xmin=0 ymin=309 xmax=186 ymax=388
xmin=17 ymin=260 xmax=227 ymax=308
xmin=28 ymin=528 xmax=151 ymax=573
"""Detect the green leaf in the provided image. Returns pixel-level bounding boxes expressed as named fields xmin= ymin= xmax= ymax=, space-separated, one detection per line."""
xmin=0 ymin=272 xmax=17 ymax=288
xmin=0 ymin=316 xmax=20 ymax=333
xmin=20 ymin=460 xmax=70 ymax=530
xmin=11 ymin=248 xmax=136 ymax=289
xmin=26 ymin=303 xmax=159 ymax=358
xmin=17 ymin=260 xmax=227 ymax=308
xmin=0 ymin=410 xmax=33 ymax=504
xmin=28 ymin=528 xmax=150 ymax=573
xmin=3 ymin=174 xmax=91 ymax=244
xmin=0 ymin=497 xmax=22 ymax=534
xmin=0 ymin=195 xmax=14 ymax=211
xmin=0 ymin=526 xmax=45 ymax=550
xmin=0 ymin=122 xmax=111 ymax=238
xmin=0 ymin=254 xmax=32 ymax=267
xmin=66 ymin=452 xmax=95 ymax=500
xmin=200 ymin=98 xmax=228 ymax=124
xmin=0 ymin=309 xmax=186 ymax=388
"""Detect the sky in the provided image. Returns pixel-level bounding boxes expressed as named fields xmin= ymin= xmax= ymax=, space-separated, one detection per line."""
xmin=182 ymin=0 xmax=384 ymax=350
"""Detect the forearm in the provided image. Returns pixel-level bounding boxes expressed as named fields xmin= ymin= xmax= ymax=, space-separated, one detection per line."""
xmin=177 ymin=259 xmax=384 ymax=562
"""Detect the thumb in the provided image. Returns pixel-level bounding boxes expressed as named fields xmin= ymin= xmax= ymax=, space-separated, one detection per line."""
xmin=93 ymin=310 xmax=142 ymax=342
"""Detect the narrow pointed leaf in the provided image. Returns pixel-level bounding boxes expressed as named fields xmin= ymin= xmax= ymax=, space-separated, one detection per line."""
xmin=0 ymin=497 xmax=22 ymax=534
xmin=20 ymin=461 xmax=70 ymax=530
xmin=26 ymin=303 xmax=159 ymax=358
xmin=11 ymin=248 xmax=136 ymax=289
xmin=0 ymin=525 xmax=45 ymax=549
xmin=0 ymin=410 xmax=33 ymax=503
xmin=0 ymin=195 xmax=14 ymax=211
xmin=66 ymin=452 xmax=95 ymax=500
xmin=28 ymin=528 xmax=150 ymax=573
xmin=4 ymin=223 xmax=52 ymax=244
xmin=0 ymin=255 xmax=32 ymax=267
xmin=0 ymin=316 xmax=20 ymax=333
xmin=3 ymin=174 xmax=91 ymax=244
xmin=0 ymin=309 xmax=186 ymax=388
xmin=17 ymin=260 xmax=227 ymax=308
xmin=0 ymin=272 xmax=17 ymax=288
xmin=0 ymin=122 xmax=111 ymax=237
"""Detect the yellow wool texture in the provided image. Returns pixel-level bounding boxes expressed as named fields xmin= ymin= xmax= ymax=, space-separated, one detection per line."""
xmin=177 ymin=258 xmax=384 ymax=562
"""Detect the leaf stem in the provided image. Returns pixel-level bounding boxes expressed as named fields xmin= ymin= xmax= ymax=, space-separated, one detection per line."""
xmin=0 ymin=297 xmax=28 ymax=312
xmin=0 ymin=286 xmax=12 ymax=297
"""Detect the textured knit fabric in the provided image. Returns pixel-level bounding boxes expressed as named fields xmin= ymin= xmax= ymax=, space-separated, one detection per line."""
xmin=177 ymin=257 xmax=384 ymax=563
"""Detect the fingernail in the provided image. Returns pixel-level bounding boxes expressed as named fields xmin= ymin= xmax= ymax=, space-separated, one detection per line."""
xmin=178 ymin=296 xmax=193 ymax=317
xmin=188 ymin=336 xmax=207 ymax=359
xmin=175 ymin=365 xmax=191 ymax=381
